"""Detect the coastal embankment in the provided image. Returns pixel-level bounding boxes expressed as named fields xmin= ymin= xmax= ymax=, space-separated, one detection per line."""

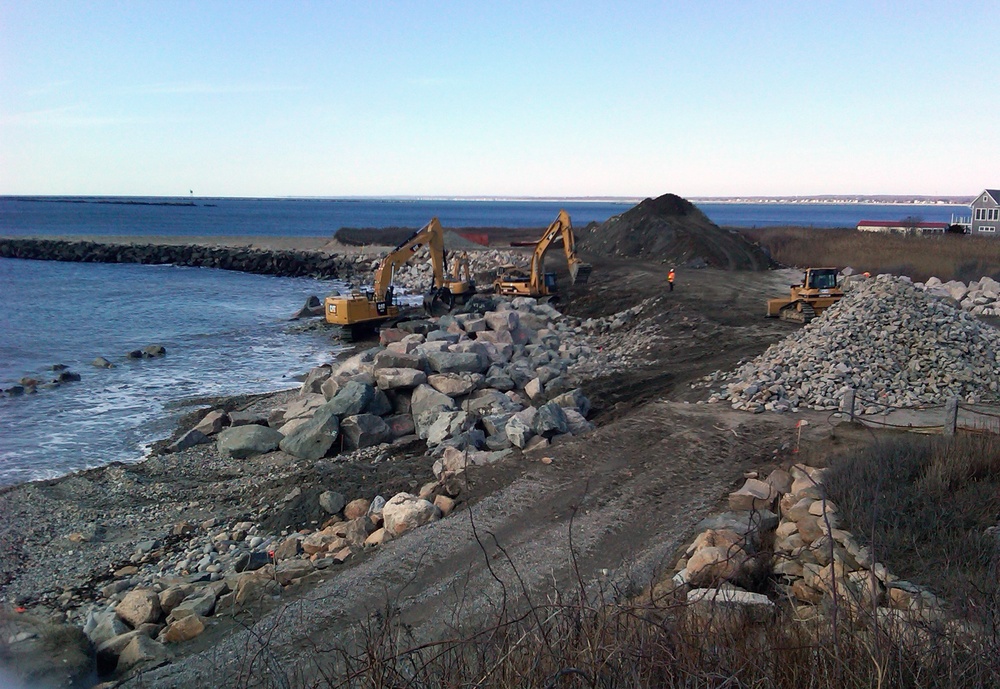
xmin=0 ymin=237 xmax=358 ymax=279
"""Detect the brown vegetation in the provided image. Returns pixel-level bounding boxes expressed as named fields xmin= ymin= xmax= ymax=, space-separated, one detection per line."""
xmin=250 ymin=434 xmax=1000 ymax=688
xmin=824 ymin=433 xmax=1000 ymax=621
xmin=740 ymin=227 xmax=1000 ymax=282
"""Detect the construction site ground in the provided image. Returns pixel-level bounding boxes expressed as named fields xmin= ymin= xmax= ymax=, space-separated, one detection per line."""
xmin=121 ymin=255 xmax=896 ymax=687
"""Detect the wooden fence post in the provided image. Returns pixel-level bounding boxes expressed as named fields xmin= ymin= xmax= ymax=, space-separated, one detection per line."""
xmin=944 ymin=397 xmax=959 ymax=436
xmin=840 ymin=388 xmax=856 ymax=422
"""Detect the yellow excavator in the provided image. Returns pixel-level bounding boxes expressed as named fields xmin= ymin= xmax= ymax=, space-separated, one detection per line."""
xmin=766 ymin=267 xmax=844 ymax=323
xmin=493 ymin=210 xmax=592 ymax=299
xmin=442 ymin=251 xmax=476 ymax=305
xmin=325 ymin=218 xmax=448 ymax=334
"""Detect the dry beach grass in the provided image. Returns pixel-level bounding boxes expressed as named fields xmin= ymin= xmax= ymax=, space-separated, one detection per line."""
xmin=741 ymin=226 xmax=1000 ymax=283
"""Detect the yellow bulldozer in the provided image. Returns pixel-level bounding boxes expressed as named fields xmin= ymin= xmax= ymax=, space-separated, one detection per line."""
xmin=493 ymin=210 xmax=592 ymax=299
xmin=325 ymin=218 xmax=452 ymax=335
xmin=766 ymin=267 xmax=844 ymax=323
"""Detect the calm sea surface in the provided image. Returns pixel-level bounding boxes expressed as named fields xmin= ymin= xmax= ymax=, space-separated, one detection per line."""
xmin=0 ymin=197 xmax=971 ymax=485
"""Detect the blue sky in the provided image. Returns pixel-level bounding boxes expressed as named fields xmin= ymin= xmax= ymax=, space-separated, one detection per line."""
xmin=1 ymin=1 xmax=997 ymax=197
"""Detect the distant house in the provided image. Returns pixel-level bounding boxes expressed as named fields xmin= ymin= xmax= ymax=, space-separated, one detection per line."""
xmin=970 ymin=189 xmax=1000 ymax=235
xmin=856 ymin=219 xmax=948 ymax=235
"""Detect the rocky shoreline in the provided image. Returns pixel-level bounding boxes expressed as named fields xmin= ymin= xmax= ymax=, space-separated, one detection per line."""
xmin=0 ymin=290 xmax=611 ymax=687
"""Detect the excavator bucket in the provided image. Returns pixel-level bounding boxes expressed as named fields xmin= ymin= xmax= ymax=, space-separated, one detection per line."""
xmin=423 ymin=288 xmax=453 ymax=317
xmin=569 ymin=261 xmax=592 ymax=285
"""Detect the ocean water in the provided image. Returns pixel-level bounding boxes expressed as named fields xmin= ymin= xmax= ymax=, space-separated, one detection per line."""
xmin=0 ymin=197 xmax=972 ymax=486
xmin=0 ymin=196 xmax=969 ymax=236
xmin=0 ymin=259 xmax=347 ymax=486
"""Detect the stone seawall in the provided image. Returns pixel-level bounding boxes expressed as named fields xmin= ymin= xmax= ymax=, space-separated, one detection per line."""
xmin=0 ymin=238 xmax=355 ymax=279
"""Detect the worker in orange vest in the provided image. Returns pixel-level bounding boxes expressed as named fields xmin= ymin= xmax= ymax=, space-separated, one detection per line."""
xmin=667 ymin=267 xmax=675 ymax=292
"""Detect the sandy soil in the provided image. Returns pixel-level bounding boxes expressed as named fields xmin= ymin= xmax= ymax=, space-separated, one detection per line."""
xmin=2 ymin=240 xmax=843 ymax=687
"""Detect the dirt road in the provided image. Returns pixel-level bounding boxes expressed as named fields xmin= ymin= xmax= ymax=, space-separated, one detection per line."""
xmin=124 ymin=260 xmax=819 ymax=687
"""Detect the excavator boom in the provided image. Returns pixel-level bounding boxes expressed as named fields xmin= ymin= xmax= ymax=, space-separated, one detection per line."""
xmin=495 ymin=210 xmax=591 ymax=298
xmin=373 ymin=218 xmax=446 ymax=300
xmin=325 ymin=217 xmax=446 ymax=333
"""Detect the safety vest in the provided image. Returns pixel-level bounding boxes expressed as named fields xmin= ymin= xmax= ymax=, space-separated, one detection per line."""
xmin=668 ymin=270 xmax=675 ymax=282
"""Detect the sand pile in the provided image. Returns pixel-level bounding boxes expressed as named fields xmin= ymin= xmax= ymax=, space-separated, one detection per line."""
xmin=713 ymin=275 xmax=1000 ymax=412
xmin=577 ymin=193 xmax=772 ymax=270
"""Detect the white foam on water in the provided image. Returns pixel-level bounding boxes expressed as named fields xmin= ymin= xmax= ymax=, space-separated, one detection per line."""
xmin=1 ymin=260 xmax=354 ymax=486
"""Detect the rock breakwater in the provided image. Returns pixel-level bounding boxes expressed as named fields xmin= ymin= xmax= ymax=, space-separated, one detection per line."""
xmin=0 ymin=238 xmax=355 ymax=279
xmin=713 ymin=275 xmax=1000 ymax=412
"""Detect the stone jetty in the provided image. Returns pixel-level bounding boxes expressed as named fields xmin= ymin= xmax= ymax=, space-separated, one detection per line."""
xmin=0 ymin=238 xmax=355 ymax=279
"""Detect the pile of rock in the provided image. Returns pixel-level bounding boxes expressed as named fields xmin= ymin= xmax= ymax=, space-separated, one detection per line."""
xmin=74 ymin=485 xmax=462 ymax=681
xmin=713 ymin=275 xmax=1000 ymax=412
xmin=768 ymin=465 xmax=943 ymax=624
xmin=918 ymin=275 xmax=1000 ymax=316
xmin=668 ymin=464 xmax=944 ymax=631
xmin=46 ymin=295 xmax=604 ymax=682
xmin=336 ymin=249 xmax=526 ymax=296
xmin=179 ymin=296 xmax=596 ymax=462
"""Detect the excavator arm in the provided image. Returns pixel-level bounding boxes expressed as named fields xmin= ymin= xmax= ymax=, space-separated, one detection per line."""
xmin=372 ymin=217 xmax=446 ymax=302
xmin=527 ymin=210 xmax=592 ymax=293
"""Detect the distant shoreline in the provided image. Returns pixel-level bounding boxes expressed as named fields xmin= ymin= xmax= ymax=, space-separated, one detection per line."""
xmin=0 ymin=194 xmax=975 ymax=206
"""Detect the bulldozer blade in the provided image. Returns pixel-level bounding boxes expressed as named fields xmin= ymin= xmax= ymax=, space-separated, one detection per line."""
xmin=570 ymin=262 xmax=592 ymax=285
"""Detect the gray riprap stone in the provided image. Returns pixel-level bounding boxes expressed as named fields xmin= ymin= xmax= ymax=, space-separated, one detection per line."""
xmin=279 ymin=407 xmax=340 ymax=460
xmin=532 ymin=402 xmax=568 ymax=437
xmin=217 ymin=425 xmax=284 ymax=459
xmin=340 ymin=414 xmax=393 ymax=449
xmin=324 ymin=380 xmax=375 ymax=417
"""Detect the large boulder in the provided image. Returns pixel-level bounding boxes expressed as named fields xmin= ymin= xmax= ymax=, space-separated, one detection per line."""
xmin=425 ymin=351 xmax=488 ymax=374
xmin=462 ymin=388 xmax=519 ymax=416
xmin=505 ymin=408 xmax=537 ymax=449
xmin=299 ymin=365 xmax=332 ymax=394
xmin=563 ymin=408 xmax=594 ymax=435
xmin=382 ymin=492 xmax=440 ymax=536
xmin=340 ymin=414 xmax=394 ymax=449
xmin=161 ymin=614 xmax=205 ymax=643
xmin=116 ymin=634 xmax=171 ymax=673
xmin=324 ymin=380 xmax=376 ymax=417
xmin=685 ymin=545 xmax=748 ymax=587
xmin=485 ymin=310 xmax=520 ymax=332
xmin=283 ymin=393 xmax=327 ymax=421
xmin=384 ymin=413 xmax=416 ymax=437
xmin=550 ymin=388 xmax=591 ymax=417
xmin=193 ymin=409 xmax=227 ymax=436
xmin=279 ymin=408 xmax=340 ymax=460
xmin=373 ymin=350 xmax=424 ymax=372
xmin=410 ymin=383 xmax=458 ymax=420
xmin=330 ymin=347 xmax=379 ymax=381
xmin=532 ymin=402 xmax=569 ymax=437
xmin=217 ymin=425 xmax=283 ymax=459
xmin=376 ymin=367 xmax=427 ymax=390
xmin=427 ymin=373 xmax=477 ymax=397
xmin=423 ymin=411 xmax=474 ymax=445
xmin=319 ymin=490 xmax=346 ymax=515
xmin=116 ymin=589 xmax=162 ymax=627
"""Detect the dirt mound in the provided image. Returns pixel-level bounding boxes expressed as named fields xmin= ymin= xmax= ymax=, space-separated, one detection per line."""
xmin=578 ymin=193 xmax=773 ymax=270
